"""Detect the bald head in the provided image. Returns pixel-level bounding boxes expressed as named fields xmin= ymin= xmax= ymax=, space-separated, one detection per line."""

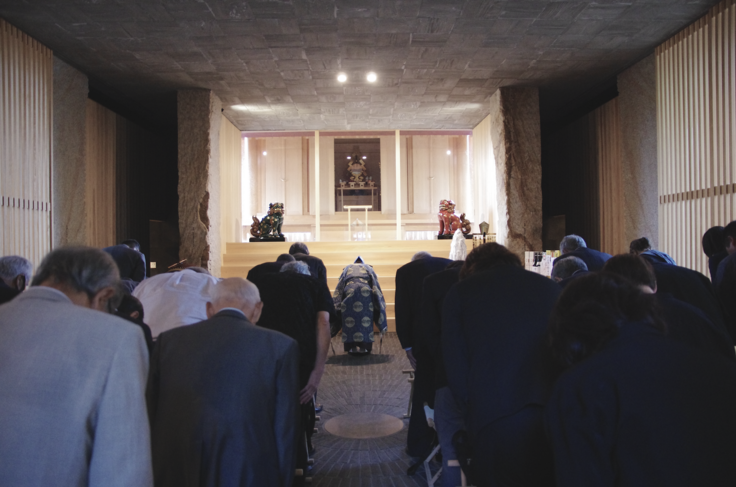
xmin=206 ymin=278 xmax=263 ymax=323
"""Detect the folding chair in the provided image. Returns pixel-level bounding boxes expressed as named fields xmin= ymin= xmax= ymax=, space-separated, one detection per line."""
xmin=421 ymin=403 xmax=468 ymax=487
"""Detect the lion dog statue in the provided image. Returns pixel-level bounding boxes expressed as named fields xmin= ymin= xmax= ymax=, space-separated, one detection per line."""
xmin=251 ymin=202 xmax=285 ymax=238
xmin=438 ymin=199 xmax=471 ymax=236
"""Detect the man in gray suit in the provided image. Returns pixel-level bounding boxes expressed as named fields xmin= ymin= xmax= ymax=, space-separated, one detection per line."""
xmin=0 ymin=246 xmax=153 ymax=487
xmin=147 ymin=277 xmax=300 ymax=487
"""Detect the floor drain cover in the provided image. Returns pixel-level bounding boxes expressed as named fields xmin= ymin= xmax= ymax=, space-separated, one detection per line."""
xmin=323 ymin=412 xmax=404 ymax=439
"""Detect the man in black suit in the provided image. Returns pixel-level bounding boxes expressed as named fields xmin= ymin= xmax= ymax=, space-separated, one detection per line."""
xmin=554 ymin=234 xmax=612 ymax=271
xmin=103 ymin=240 xmax=146 ymax=284
xmin=443 ymin=243 xmax=560 ymax=487
xmin=246 ymin=253 xmax=294 ymax=281
xmin=639 ymin=254 xmax=732 ymax=343
xmin=716 ymin=221 xmax=736 ymax=343
xmin=147 ymin=278 xmax=300 ymax=487
xmin=421 ymin=261 xmax=463 ymax=487
xmin=603 ymin=254 xmax=734 ymax=360
xmin=395 ymin=251 xmax=452 ymax=457
xmin=289 ymin=242 xmax=329 ymax=289
xmin=546 ymin=273 xmax=736 ymax=487
xmin=0 ymin=255 xmax=32 ymax=305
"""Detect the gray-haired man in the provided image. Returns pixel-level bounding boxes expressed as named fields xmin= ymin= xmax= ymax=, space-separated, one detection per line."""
xmin=148 ymin=278 xmax=299 ymax=487
xmin=0 ymin=246 xmax=152 ymax=487
xmin=0 ymin=255 xmax=32 ymax=304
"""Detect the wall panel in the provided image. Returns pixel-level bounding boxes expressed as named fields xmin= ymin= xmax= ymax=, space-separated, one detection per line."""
xmin=0 ymin=18 xmax=52 ymax=267
xmin=85 ymin=99 xmax=116 ymax=248
xmin=657 ymin=0 xmax=736 ymax=274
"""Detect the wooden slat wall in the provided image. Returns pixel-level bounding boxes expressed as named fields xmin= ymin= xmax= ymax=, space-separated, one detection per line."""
xmin=85 ymin=99 xmax=117 ymax=248
xmin=656 ymin=0 xmax=736 ymax=273
xmin=595 ymin=98 xmax=626 ymax=255
xmin=0 ymin=18 xmax=52 ymax=267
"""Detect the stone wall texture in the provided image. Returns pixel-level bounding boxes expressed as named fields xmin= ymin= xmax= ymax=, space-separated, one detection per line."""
xmin=618 ymin=54 xmax=659 ymax=249
xmin=178 ymin=89 xmax=222 ymax=276
xmin=489 ymin=86 xmax=543 ymax=256
xmin=52 ymin=57 xmax=88 ymax=247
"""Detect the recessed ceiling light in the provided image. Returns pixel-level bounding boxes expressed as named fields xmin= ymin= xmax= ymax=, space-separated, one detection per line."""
xmin=347 ymin=156 xmax=351 ymax=160
xmin=263 ymin=151 xmax=268 ymax=156
xmin=446 ymin=150 xmax=452 ymax=155
xmin=337 ymin=73 xmax=347 ymax=83
xmin=362 ymin=156 xmax=367 ymax=159
xmin=232 ymin=104 xmax=270 ymax=112
xmin=366 ymin=72 xmax=377 ymax=82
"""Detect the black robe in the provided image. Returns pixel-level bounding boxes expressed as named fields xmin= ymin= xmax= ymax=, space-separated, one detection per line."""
xmin=546 ymin=321 xmax=736 ymax=487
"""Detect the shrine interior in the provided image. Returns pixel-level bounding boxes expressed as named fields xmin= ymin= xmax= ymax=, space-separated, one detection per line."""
xmin=2 ymin=1 xmax=736 ymax=486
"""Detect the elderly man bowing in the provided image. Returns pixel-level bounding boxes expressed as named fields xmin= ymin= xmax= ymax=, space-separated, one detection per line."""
xmin=147 ymin=278 xmax=300 ymax=487
xmin=0 ymin=247 xmax=152 ymax=487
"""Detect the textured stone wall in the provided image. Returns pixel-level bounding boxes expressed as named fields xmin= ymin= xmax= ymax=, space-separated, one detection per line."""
xmin=177 ymin=90 xmax=222 ymax=276
xmin=489 ymin=87 xmax=543 ymax=257
xmin=52 ymin=57 xmax=88 ymax=247
xmin=618 ymin=54 xmax=658 ymax=248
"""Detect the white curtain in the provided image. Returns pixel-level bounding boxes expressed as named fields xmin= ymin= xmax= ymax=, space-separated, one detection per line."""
xmin=410 ymin=135 xmax=470 ymax=216
xmin=472 ymin=115 xmax=497 ymax=233
xmin=255 ymin=137 xmax=304 ymax=216
xmin=379 ymin=135 xmax=408 ymax=215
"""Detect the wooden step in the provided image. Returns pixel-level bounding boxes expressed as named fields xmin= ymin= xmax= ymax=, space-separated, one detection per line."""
xmin=225 ymin=239 xmax=452 ymax=254
xmin=222 ymin=264 xmax=400 ymax=283
xmin=224 ymin=251 xmax=432 ymax=266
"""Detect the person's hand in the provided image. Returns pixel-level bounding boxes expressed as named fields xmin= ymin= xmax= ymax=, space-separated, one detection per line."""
xmin=299 ymin=369 xmax=322 ymax=404
xmin=405 ymin=349 xmax=417 ymax=370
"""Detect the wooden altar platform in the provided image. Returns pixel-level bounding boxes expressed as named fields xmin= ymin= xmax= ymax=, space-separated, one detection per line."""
xmin=221 ymin=239 xmax=454 ymax=332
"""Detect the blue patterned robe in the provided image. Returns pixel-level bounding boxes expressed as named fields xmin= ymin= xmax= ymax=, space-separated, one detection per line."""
xmin=333 ymin=264 xmax=387 ymax=350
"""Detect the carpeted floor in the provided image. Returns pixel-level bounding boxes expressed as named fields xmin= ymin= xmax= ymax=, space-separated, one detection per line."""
xmin=309 ymin=332 xmax=441 ymax=486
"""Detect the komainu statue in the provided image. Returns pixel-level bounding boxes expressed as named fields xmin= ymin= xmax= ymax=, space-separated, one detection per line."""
xmin=251 ymin=202 xmax=285 ymax=238
xmin=438 ymin=199 xmax=471 ymax=236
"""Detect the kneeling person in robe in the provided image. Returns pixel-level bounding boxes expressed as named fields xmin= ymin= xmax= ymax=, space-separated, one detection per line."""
xmin=147 ymin=278 xmax=300 ymax=487
xmin=333 ymin=258 xmax=387 ymax=354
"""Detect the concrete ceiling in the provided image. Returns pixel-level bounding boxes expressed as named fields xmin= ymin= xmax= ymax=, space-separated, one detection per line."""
xmin=0 ymin=0 xmax=718 ymax=131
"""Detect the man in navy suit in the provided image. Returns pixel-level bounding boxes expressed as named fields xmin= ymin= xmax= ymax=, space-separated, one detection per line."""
xmin=554 ymin=234 xmax=612 ymax=271
xmin=395 ymin=251 xmax=452 ymax=458
xmin=103 ymin=239 xmax=146 ymax=284
xmin=443 ymin=243 xmax=560 ymax=487
xmin=148 ymin=278 xmax=299 ymax=487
